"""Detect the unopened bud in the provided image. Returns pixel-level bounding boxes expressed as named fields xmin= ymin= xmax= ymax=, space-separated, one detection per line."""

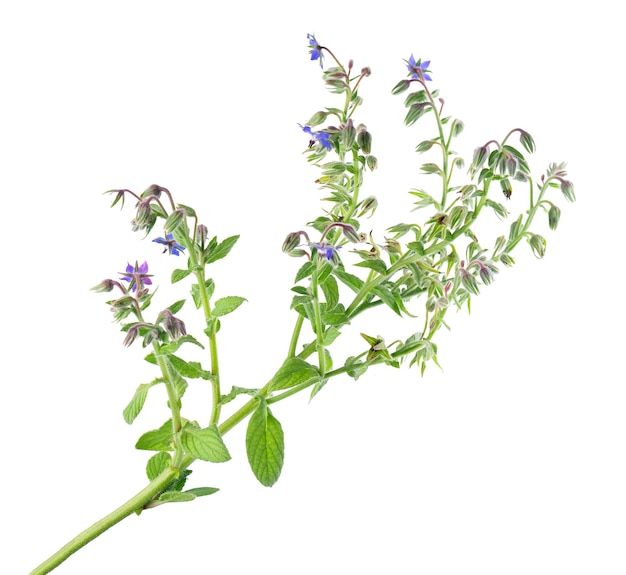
xmin=528 ymin=233 xmax=546 ymax=258
xmin=357 ymin=196 xmax=378 ymax=218
xmin=165 ymin=208 xmax=186 ymax=233
xmin=307 ymin=110 xmax=328 ymax=127
xmin=560 ymin=180 xmax=576 ymax=202
xmin=357 ymin=129 xmax=372 ymax=154
xmin=341 ymin=119 xmax=356 ymax=148
xmin=460 ymin=269 xmax=480 ymax=295
xmin=361 ymin=66 xmax=371 ymax=77
xmin=282 ymin=232 xmax=302 ymax=254
xmin=340 ymin=224 xmax=361 ymax=243
xmin=91 ymin=279 xmax=116 ymax=293
xmin=519 ymin=130 xmax=536 ymax=153
xmin=548 ymin=204 xmax=561 ymax=230
xmin=500 ymin=178 xmax=513 ymax=199
xmin=366 ymin=155 xmax=378 ymax=171
xmin=195 ymin=224 xmax=208 ymax=247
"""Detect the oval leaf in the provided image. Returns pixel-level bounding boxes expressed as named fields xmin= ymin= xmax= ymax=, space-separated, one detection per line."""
xmin=181 ymin=424 xmax=231 ymax=462
xmin=212 ymin=296 xmax=246 ymax=317
xmin=246 ymin=401 xmax=284 ymax=487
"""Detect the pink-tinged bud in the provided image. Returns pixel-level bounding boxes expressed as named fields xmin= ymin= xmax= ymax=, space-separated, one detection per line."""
xmin=123 ymin=325 xmax=140 ymax=347
xmin=161 ymin=311 xmax=187 ymax=339
xmin=361 ymin=66 xmax=371 ymax=77
xmin=91 ymin=279 xmax=116 ymax=293
xmin=519 ymin=130 xmax=536 ymax=153
xmin=282 ymin=232 xmax=302 ymax=254
xmin=143 ymin=328 xmax=160 ymax=346
xmin=142 ymin=184 xmax=164 ymax=199
xmin=560 ymin=180 xmax=576 ymax=202
xmin=340 ymin=224 xmax=360 ymax=243
xmin=391 ymin=79 xmax=411 ymax=95
xmin=195 ymin=224 xmax=208 ymax=248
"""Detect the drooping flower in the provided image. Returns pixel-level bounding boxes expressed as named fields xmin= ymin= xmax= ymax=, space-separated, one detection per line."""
xmin=307 ymin=33 xmax=324 ymax=68
xmin=310 ymin=242 xmax=342 ymax=261
xmin=299 ymin=124 xmax=332 ymax=150
xmin=407 ymin=54 xmax=432 ymax=81
xmin=120 ymin=261 xmax=153 ymax=293
xmin=152 ymin=233 xmax=186 ymax=256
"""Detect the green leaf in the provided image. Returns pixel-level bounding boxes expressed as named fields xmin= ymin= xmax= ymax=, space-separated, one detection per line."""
xmin=159 ymin=334 xmax=205 ymax=355
xmin=246 ymin=400 xmax=284 ymax=487
xmin=191 ymin=278 xmax=215 ymax=309
xmin=213 ymin=296 xmax=246 ymax=317
xmin=333 ymin=269 xmax=363 ymax=292
xmin=320 ymin=275 xmax=339 ymax=309
xmin=184 ymin=487 xmax=219 ymax=497
xmin=181 ymin=423 xmax=231 ymax=462
xmin=322 ymin=326 xmax=341 ymax=346
xmin=123 ymin=383 xmax=154 ymax=424
xmin=171 ymin=269 xmax=192 ymax=284
xmin=268 ymin=358 xmax=320 ymax=392
xmin=295 ymin=262 xmax=314 ymax=283
xmin=136 ymin=420 xmax=174 ymax=451
xmin=146 ymin=451 xmax=171 ymax=481
xmin=355 ymin=259 xmax=387 ymax=275
xmin=158 ymin=491 xmax=196 ymax=503
xmin=166 ymin=299 xmax=186 ymax=314
xmin=220 ymin=386 xmax=259 ymax=406
xmin=204 ymin=235 xmax=240 ymax=264
xmin=168 ymin=355 xmax=212 ymax=380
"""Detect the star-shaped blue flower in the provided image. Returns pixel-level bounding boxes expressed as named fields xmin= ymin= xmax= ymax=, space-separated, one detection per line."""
xmin=407 ymin=54 xmax=432 ymax=81
xmin=307 ymin=33 xmax=324 ymax=68
xmin=152 ymin=233 xmax=186 ymax=256
xmin=120 ymin=261 xmax=153 ymax=292
xmin=300 ymin=124 xmax=332 ymax=150
xmin=310 ymin=243 xmax=342 ymax=261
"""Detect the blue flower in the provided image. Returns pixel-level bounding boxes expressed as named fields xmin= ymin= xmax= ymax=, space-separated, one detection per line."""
xmin=307 ymin=33 xmax=324 ymax=68
xmin=310 ymin=243 xmax=342 ymax=261
xmin=300 ymin=124 xmax=332 ymax=150
xmin=120 ymin=261 xmax=153 ymax=293
xmin=407 ymin=54 xmax=432 ymax=81
xmin=152 ymin=233 xmax=186 ymax=256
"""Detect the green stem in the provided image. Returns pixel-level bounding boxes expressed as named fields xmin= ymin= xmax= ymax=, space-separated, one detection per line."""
xmin=28 ymin=464 xmax=189 ymax=575
xmin=287 ymin=314 xmax=305 ymax=358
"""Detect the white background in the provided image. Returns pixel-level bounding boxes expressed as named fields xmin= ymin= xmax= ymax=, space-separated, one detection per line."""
xmin=2 ymin=1 xmax=624 ymax=574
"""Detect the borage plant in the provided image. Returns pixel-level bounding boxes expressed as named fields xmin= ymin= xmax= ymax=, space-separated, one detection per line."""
xmin=30 ymin=34 xmax=575 ymax=574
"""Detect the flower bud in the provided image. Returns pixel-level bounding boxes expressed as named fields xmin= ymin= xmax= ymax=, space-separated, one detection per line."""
xmin=471 ymin=145 xmax=488 ymax=172
xmin=460 ymin=269 xmax=480 ymax=295
xmin=500 ymin=178 xmax=513 ymax=199
xmin=361 ymin=66 xmax=371 ymax=77
xmin=366 ymin=155 xmax=378 ymax=171
xmin=341 ymin=119 xmax=356 ymax=148
xmin=357 ymin=196 xmax=378 ymax=218
xmin=519 ymin=130 xmax=536 ymax=153
xmin=282 ymin=232 xmax=302 ymax=254
xmin=165 ymin=208 xmax=186 ymax=233
xmin=560 ymin=180 xmax=576 ymax=202
xmin=357 ymin=129 xmax=372 ymax=154
xmin=478 ymin=263 xmax=494 ymax=285
xmin=340 ymin=224 xmax=361 ymax=243
xmin=528 ymin=233 xmax=546 ymax=258
xmin=307 ymin=110 xmax=328 ymax=127
xmin=123 ymin=325 xmax=140 ymax=347
xmin=452 ymin=120 xmax=464 ymax=137
xmin=383 ymin=238 xmax=402 ymax=254
xmin=499 ymin=254 xmax=515 ymax=267
xmin=161 ymin=311 xmax=187 ymax=339
xmin=195 ymin=224 xmax=208 ymax=248
xmin=548 ymin=204 xmax=561 ymax=230
xmin=91 ymin=279 xmax=116 ymax=293
xmin=143 ymin=328 xmax=160 ymax=347
xmin=391 ymin=79 xmax=411 ymax=95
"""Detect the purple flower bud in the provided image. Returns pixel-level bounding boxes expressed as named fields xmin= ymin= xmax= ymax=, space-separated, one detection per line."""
xmin=91 ymin=279 xmax=116 ymax=293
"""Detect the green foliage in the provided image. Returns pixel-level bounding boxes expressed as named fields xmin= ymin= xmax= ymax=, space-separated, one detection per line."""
xmin=212 ymin=296 xmax=246 ymax=317
xmin=180 ymin=423 xmax=231 ymax=462
xmin=246 ymin=400 xmax=284 ymax=487
xmin=136 ymin=420 xmax=174 ymax=451
xmin=268 ymin=358 xmax=320 ymax=393
xmin=123 ymin=380 xmax=161 ymax=424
